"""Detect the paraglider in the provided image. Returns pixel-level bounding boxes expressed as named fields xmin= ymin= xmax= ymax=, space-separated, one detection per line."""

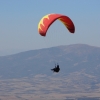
xmin=38 ymin=13 xmax=75 ymax=36
xmin=51 ymin=63 xmax=60 ymax=73
xmin=38 ymin=13 xmax=75 ymax=73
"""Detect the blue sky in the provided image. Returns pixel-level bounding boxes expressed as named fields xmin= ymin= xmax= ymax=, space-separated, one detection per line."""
xmin=0 ymin=0 xmax=100 ymax=56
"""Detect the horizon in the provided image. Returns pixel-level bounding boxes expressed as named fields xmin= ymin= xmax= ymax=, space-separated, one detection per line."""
xmin=1 ymin=43 xmax=100 ymax=57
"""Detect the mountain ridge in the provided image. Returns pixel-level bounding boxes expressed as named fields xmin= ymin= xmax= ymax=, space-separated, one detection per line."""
xmin=0 ymin=44 xmax=100 ymax=99
xmin=0 ymin=44 xmax=100 ymax=79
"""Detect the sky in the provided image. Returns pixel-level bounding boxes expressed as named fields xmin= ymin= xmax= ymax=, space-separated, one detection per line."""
xmin=0 ymin=0 xmax=100 ymax=56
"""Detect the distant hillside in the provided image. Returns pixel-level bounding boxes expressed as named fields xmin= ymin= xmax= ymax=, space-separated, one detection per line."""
xmin=0 ymin=44 xmax=100 ymax=99
xmin=0 ymin=44 xmax=100 ymax=79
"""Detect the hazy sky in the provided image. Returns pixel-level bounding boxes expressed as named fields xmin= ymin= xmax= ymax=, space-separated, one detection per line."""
xmin=0 ymin=0 xmax=100 ymax=56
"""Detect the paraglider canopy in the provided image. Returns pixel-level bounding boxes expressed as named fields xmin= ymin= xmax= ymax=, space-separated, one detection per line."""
xmin=38 ymin=13 xmax=75 ymax=36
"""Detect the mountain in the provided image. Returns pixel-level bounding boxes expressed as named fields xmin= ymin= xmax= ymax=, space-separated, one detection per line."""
xmin=0 ymin=44 xmax=100 ymax=79
xmin=0 ymin=44 xmax=100 ymax=99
